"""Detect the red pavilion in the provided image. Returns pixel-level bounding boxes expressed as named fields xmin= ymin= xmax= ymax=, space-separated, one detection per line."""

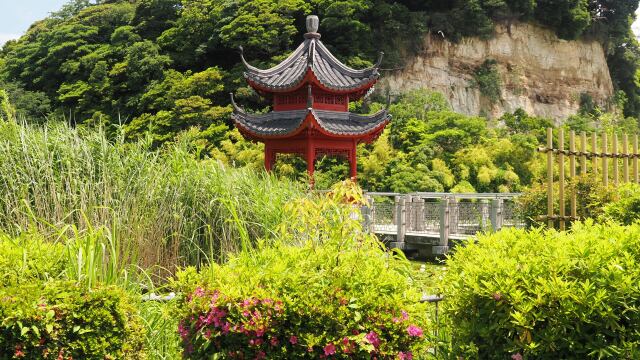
xmin=230 ymin=15 xmax=390 ymax=181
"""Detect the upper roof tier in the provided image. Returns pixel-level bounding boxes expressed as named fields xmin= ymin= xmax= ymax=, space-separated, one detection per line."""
xmin=241 ymin=15 xmax=383 ymax=94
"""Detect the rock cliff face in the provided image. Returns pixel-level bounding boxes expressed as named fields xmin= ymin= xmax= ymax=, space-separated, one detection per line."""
xmin=382 ymin=22 xmax=614 ymax=121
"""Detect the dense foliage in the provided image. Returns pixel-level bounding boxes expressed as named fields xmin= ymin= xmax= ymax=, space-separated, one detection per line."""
xmin=601 ymin=182 xmax=640 ymax=224
xmin=0 ymin=280 xmax=145 ymax=359
xmin=172 ymin=182 xmax=429 ymax=359
xmin=440 ymin=222 xmax=640 ymax=359
xmin=0 ymin=119 xmax=303 ymax=269
xmin=0 ymin=0 xmax=639 ymax=155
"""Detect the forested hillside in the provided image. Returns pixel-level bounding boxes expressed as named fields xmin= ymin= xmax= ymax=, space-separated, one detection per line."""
xmin=1 ymin=0 xmax=640 ymax=193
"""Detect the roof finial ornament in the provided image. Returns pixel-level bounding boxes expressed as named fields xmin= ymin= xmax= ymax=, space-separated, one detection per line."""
xmin=229 ymin=93 xmax=245 ymax=113
xmin=304 ymin=15 xmax=321 ymax=39
xmin=238 ymin=46 xmax=259 ymax=72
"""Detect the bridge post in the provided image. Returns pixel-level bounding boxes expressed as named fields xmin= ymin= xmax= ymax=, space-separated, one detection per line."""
xmin=449 ymin=197 xmax=458 ymax=235
xmin=490 ymin=199 xmax=503 ymax=231
xmin=415 ymin=197 xmax=425 ymax=232
xmin=362 ymin=194 xmax=373 ymax=233
xmin=396 ymin=196 xmax=406 ymax=243
xmin=481 ymin=199 xmax=490 ymax=230
xmin=405 ymin=195 xmax=413 ymax=232
xmin=435 ymin=197 xmax=450 ymax=254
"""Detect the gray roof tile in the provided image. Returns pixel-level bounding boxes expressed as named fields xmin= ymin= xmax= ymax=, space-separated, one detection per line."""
xmin=242 ymin=38 xmax=381 ymax=92
xmin=231 ymin=107 xmax=390 ymax=137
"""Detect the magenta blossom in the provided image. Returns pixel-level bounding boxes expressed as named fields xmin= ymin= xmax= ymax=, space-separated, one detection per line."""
xmin=365 ymin=331 xmax=381 ymax=348
xmin=323 ymin=343 xmax=337 ymax=356
xmin=289 ymin=335 xmax=298 ymax=345
xmin=270 ymin=337 xmax=279 ymax=346
xmin=407 ymin=325 xmax=423 ymax=337
xmin=398 ymin=351 xmax=413 ymax=360
xmin=511 ymin=353 xmax=523 ymax=360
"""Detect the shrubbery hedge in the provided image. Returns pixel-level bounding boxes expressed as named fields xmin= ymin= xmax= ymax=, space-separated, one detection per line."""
xmin=0 ymin=281 xmax=146 ymax=359
xmin=601 ymin=183 xmax=640 ymax=225
xmin=0 ymin=233 xmax=65 ymax=287
xmin=173 ymin=182 xmax=428 ymax=359
xmin=440 ymin=222 xmax=640 ymax=359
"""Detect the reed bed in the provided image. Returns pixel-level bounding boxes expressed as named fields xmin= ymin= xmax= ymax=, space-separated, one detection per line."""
xmin=0 ymin=119 xmax=303 ymax=271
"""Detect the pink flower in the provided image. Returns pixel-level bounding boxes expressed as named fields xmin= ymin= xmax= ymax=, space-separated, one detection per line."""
xmin=222 ymin=322 xmax=230 ymax=334
xmin=407 ymin=325 xmax=423 ymax=337
xmin=493 ymin=292 xmax=503 ymax=301
xmin=365 ymin=331 xmax=380 ymax=348
xmin=194 ymin=287 xmax=205 ymax=297
xmin=270 ymin=337 xmax=279 ymax=346
xmin=323 ymin=343 xmax=336 ymax=356
xmin=401 ymin=310 xmax=409 ymax=320
xmin=255 ymin=351 xmax=266 ymax=360
xmin=289 ymin=335 xmax=298 ymax=345
xmin=398 ymin=351 xmax=413 ymax=360
xmin=14 ymin=344 xmax=25 ymax=358
xmin=511 ymin=353 xmax=523 ymax=360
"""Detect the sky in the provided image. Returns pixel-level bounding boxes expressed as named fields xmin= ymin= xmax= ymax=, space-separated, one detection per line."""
xmin=0 ymin=0 xmax=67 ymax=46
xmin=1 ymin=1 xmax=640 ymax=47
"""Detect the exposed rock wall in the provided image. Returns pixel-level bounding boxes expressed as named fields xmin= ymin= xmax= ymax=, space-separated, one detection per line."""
xmin=382 ymin=22 xmax=614 ymax=121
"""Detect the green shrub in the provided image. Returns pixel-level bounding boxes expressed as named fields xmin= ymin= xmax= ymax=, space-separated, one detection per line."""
xmin=0 ymin=281 xmax=146 ymax=359
xmin=0 ymin=233 xmax=65 ymax=287
xmin=473 ymin=59 xmax=502 ymax=104
xmin=601 ymin=183 xmax=640 ymax=225
xmin=440 ymin=222 xmax=640 ymax=359
xmin=517 ymin=176 xmax=615 ymax=227
xmin=173 ymin=181 xmax=428 ymax=359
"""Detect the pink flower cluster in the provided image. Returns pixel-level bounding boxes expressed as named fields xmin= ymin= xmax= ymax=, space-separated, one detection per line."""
xmin=180 ymin=289 xmax=427 ymax=359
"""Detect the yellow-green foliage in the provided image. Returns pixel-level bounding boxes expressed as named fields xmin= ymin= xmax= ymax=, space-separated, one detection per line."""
xmin=0 ymin=89 xmax=15 ymax=121
xmin=0 ymin=281 xmax=146 ymax=359
xmin=0 ymin=233 xmax=65 ymax=287
xmin=601 ymin=183 xmax=640 ymax=225
xmin=173 ymin=181 xmax=429 ymax=358
xmin=440 ymin=222 xmax=640 ymax=359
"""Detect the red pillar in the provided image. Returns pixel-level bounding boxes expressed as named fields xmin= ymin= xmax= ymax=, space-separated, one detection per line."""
xmin=349 ymin=143 xmax=357 ymax=181
xmin=307 ymin=137 xmax=315 ymax=187
xmin=264 ymin=145 xmax=275 ymax=172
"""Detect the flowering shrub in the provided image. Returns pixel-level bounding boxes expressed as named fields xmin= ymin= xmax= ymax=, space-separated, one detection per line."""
xmin=0 ymin=281 xmax=146 ymax=359
xmin=440 ymin=222 xmax=640 ymax=359
xmin=174 ymin=181 xmax=428 ymax=359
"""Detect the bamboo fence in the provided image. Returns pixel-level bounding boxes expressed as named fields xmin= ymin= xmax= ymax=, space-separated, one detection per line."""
xmin=537 ymin=128 xmax=640 ymax=230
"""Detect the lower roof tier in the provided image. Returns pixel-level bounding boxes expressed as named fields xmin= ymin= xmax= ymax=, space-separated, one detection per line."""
xmin=231 ymin=107 xmax=390 ymax=141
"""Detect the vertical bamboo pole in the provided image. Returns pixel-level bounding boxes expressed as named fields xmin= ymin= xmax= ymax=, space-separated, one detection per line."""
xmin=547 ymin=128 xmax=554 ymax=228
xmin=623 ymin=134 xmax=629 ymax=183
xmin=559 ymin=128 xmax=565 ymax=231
xmin=602 ymin=133 xmax=608 ymax=187
xmin=569 ymin=131 xmax=577 ymax=221
xmin=613 ymin=133 xmax=619 ymax=187
xmin=592 ymin=133 xmax=598 ymax=176
xmin=634 ymin=135 xmax=639 ymax=183
xmin=581 ymin=132 xmax=587 ymax=176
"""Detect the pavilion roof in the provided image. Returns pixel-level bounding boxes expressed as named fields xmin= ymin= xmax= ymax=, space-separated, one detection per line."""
xmin=240 ymin=16 xmax=382 ymax=93
xmin=230 ymin=99 xmax=390 ymax=139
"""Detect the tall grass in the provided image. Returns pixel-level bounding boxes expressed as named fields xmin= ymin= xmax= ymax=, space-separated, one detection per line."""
xmin=0 ymin=119 xmax=303 ymax=271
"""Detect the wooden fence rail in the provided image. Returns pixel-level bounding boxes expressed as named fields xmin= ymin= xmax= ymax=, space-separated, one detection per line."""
xmin=537 ymin=128 xmax=640 ymax=229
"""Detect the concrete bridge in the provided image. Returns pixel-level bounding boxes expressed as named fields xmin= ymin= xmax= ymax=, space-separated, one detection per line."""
xmin=362 ymin=192 xmax=525 ymax=256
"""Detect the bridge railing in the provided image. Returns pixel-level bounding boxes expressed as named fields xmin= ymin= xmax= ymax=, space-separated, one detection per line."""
xmin=363 ymin=192 xmax=524 ymax=254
